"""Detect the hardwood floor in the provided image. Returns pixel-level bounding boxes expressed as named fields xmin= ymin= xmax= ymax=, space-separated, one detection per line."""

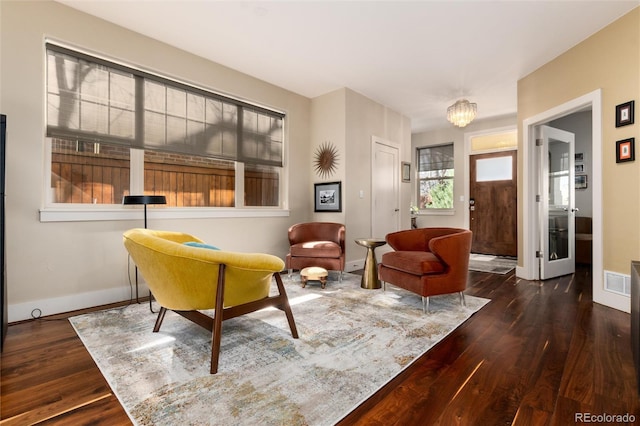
xmin=1 ymin=266 xmax=638 ymax=425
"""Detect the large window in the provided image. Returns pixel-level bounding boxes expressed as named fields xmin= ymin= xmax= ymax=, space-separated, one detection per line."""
xmin=46 ymin=43 xmax=284 ymax=209
xmin=417 ymin=144 xmax=454 ymax=209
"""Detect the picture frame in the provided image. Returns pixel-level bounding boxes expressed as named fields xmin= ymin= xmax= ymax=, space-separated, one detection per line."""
xmin=616 ymin=138 xmax=635 ymax=163
xmin=575 ymin=174 xmax=588 ymax=189
xmin=575 ymin=164 xmax=584 ymax=173
xmin=401 ymin=162 xmax=411 ymax=182
xmin=616 ymin=101 xmax=634 ymax=127
xmin=575 ymin=152 xmax=584 ymax=162
xmin=314 ymin=181 xmax=342 ymax=212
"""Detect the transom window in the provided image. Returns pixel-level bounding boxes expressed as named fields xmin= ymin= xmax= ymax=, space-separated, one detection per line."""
xmin=45 ymin=43 xmax=284 ymax=208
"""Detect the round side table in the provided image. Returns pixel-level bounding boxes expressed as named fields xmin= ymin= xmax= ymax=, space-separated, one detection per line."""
xmin=355 ymin=238 xmax=387 ymax=289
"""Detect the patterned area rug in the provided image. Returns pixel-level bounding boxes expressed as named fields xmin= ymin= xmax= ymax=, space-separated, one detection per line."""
xmin=70 ymin=272 xmax=489 ymax=426
xmin=468 ymin=254 xmax=517 ymax=274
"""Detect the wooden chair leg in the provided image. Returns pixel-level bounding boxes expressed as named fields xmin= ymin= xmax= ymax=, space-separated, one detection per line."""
xmin=210 ymin=264 xmax=226 ymax=374
xmin=153 ymin=307 xmax=167 ymax=332
xmin=275 ymin=272 xmax=299 ymax=339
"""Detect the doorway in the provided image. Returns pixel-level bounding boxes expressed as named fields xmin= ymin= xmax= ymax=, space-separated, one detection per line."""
xmin=521 ymin=89 xmax=620 ymax=311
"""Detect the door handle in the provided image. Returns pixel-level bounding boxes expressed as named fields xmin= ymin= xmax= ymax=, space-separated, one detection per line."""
xmin=394 ymin=208 xmax=400 ymax=212
xmin=571 ymin=208 xmax=580 ymax=213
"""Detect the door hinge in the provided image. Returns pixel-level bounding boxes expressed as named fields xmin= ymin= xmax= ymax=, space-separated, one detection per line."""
xmin=536 ymin=138 xmax=543 ymax=146
xmin=536 ymin=251 xmax=543 ymax=258
xmin=535 ymin=195 xmax=541 ymax=202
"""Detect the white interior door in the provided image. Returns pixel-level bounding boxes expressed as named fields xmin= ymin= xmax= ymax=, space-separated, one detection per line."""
xmin=539 ymin=125 xmax=576 ymax=279
xmin=372 ymin=138 xmax=400 ymax=240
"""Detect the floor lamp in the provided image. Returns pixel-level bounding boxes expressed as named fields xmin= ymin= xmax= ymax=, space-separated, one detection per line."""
xmin=123 ymin=195 xmax=166 ymax=308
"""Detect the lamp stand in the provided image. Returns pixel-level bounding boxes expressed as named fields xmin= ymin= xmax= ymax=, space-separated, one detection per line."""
xmin=123 ymin=195 xmax=166 ymax=312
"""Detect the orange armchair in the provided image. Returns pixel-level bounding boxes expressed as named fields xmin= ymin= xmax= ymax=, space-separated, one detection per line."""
xmin=378 ymin=227 xmax=472 ymax=313
xmin=123 ymin=228 xmax=298 ymax=374
xmin=285 ymin=222 xmax=346 ymax=280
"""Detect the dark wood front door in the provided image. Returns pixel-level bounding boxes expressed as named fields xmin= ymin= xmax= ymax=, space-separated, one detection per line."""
xmin=469 ymin=151 xmax=517 ymax=256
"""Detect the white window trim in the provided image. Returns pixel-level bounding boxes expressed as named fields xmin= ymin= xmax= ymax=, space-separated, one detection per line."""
xmin=39 ymin=207 xmax=290 ymax=223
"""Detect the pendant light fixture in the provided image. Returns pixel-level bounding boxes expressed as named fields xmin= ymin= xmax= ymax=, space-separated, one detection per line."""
xmin=447 ymin=99 xmax=477 ymax=127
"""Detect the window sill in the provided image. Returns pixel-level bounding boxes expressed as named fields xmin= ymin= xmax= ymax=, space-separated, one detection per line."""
xmin=415 ymin=209 xmax=455 ymax=216
xmin=39 ymin=207 xmax=291 ymax=223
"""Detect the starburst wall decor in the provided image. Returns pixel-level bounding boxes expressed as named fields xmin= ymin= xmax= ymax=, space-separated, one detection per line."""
xmin=313 ymin=141 xmax=339 ymax=178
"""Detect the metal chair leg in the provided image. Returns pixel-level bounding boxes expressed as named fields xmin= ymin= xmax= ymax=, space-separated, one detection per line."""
xmin=459 ymin=291 xmax=466 ymax=307
xmin=422 ymin=296 xmax=430 ymax=314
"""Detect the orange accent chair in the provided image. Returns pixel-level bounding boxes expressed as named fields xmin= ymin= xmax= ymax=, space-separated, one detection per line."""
xmin=378 ymin=227 xmax=472 ymax=313
xmin=123 ymin=228 xmax=299 ymax=374
xmin=285 ymin=222 xmax=346 ymax=281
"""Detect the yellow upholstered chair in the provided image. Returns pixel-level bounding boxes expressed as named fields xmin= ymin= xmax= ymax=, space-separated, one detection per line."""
xmin=123 ymin=228 xmax=298 ymax=374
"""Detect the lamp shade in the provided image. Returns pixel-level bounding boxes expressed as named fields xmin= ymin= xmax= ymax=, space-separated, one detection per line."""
xmin=123 ymin=195 xmax=167 ymax=205
xmin=123 ymin=195 xmax=167 ymax=229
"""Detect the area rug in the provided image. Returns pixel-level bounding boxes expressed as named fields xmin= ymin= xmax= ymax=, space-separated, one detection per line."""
xmin=70 ymin=272 xmax=489 ymax=426
xmin=468 ymin=253 xmax=517 ymax=274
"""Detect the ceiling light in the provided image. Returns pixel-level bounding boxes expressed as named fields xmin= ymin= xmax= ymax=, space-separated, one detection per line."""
xmin=447 ymin=99 xmax=477 ymax=127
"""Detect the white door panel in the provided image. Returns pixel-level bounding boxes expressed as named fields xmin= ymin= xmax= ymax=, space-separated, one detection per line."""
xmin=539 ymin=125 xmax=576 ymax=279
xmin=372 ymin=139 xmax=400 ymax=246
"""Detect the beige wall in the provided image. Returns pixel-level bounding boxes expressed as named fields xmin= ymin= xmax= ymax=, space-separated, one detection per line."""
xmin=310 ymin=88 xmax=411 ymax=269
xmin=0 ymin=1 xmax=312 ymax=320
xmin=344 ymin=88 xmax=411 ymax=266
xmin=518 ymin=7 xmax=639 ymax=307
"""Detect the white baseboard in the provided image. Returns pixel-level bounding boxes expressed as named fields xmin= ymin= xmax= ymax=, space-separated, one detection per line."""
xmin=8 ymin=283 xmax=147 ymax=323
xmin=345 ymin=259 xmax=365 ymax=272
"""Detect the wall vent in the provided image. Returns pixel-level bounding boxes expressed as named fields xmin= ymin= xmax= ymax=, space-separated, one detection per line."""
xmin=604 ymin=270 xmax=631 ymax=296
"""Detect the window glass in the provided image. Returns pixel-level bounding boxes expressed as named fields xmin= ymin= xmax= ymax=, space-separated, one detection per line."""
xmin=45 ymin=43 xmax=284 ymax=209
xmin=417 ymin=144 xmax=454 ymax=209
xmin=476 ymin=156 xmax=512 ymax=182
xmin=244 ymin=164 xmax=279 ymax=207
xmin=143 ymin=151 xmax=235 ymax=207
xmin=50 ymin=138 xmax=130 ymax=204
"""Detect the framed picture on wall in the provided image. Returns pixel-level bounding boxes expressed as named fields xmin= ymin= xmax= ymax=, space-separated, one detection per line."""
xmin=616 ymin=101 xmax=634 ymax=127
xmin=616 ymin=138 xmax=635 ymax=163
xmin=401 ymin=162 xmax=411 ymax=182
xmin=314 ymin=181 xmax=342 ymax=212
xmin=575 ymin=174 xmax=588 ymax=189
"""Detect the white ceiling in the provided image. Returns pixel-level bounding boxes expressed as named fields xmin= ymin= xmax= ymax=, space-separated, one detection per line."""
xmin=57 ymin=0 xmax=639 ymax=132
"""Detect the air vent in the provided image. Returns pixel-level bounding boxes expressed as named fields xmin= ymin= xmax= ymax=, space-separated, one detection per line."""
xmin=604 ymin=270 xmax=631 ymax=296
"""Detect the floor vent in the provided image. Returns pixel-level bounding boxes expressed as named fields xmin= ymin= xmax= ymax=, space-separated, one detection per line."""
xmin=604 ymin=270 xmax=631 ymax=296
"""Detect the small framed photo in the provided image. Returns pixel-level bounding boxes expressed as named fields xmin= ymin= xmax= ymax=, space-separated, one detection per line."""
xmin=401 ymin=162 xmax=411 ymax=182
xmin=616 ymin=101 xmax=634 ymax=127
xmin=314 ymin=181 xmax=342 ymax=212
xmin=575 ymin=152 xmax=584 ymax=162
xmin=616 ymin=138 xmax=635 ymax=163
xmin=575 ymin=174 xmax=588 ymax=189
xmin=575 ymin=164 xmax=584 ymax=173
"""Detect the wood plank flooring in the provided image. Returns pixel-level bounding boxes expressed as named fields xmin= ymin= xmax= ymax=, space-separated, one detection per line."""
xmin=1 ymin=266 xmax=639 ymax=425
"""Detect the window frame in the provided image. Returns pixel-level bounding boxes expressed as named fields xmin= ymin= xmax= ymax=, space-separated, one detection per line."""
xmin=42 ymin=41 xmax=289 ymax=222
